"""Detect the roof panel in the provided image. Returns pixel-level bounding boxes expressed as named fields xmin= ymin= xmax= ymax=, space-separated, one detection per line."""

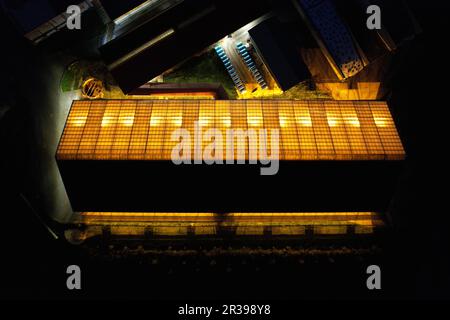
xmin=57 ymin=100 xmax=405 ymax=161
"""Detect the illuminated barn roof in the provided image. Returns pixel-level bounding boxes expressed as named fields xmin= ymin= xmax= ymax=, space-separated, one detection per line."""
xmin=57 ymin=99 xmax=405 ymax=161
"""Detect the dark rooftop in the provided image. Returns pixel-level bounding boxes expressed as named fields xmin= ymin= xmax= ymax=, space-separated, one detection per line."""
xmin=99 ymin=0 xmax=272 ymax=93
xmin=249 ymin=17 xmax=310 ymax=91
xmin=99 ymin=0 xmax=148 ymax=21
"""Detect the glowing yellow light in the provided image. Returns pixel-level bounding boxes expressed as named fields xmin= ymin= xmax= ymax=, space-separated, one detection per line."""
xmin=70 ymin=116 xmax=87 ymax=127
xmin=346 ymin=117 xmax=360 ymax=127
xmin=222 ymin=118 xmax=231 ymax=127
xmin=279 ymin=116 xmax=289 ymax=127
xmin=199 ymin=117 xmax=210 ymax=127
xmin=150 ymin=116 xmax=162 ymax=126
xmin=101 ymin=116 xmax=113 ymax=127
xmin=78 ymin=212 xmax=383 ymax=237
xmin=248 ymin=116 xmax=261 ymax=127
xmin=327 ymin=117 xmax=339 ymax=127
xmin=121 ymin=116 xmax=134 ymax=126
xmin=374 ymin=117 xmax=387 ymax=127
xmin=57 ymin=100 xmax=405 ymax=161
xmin=296 ymin=116 xmax=312 ymax=126
xmin=172 ymin=116 xmax=182 ymax=126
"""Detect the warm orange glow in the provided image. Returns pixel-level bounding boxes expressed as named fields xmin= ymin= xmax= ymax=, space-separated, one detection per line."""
xmin=77 ymin=212 xmax=383 ymax=236
xmin=374 ymin=118 xmax=387 ymax=127
xmin=171 ymin=116 xmax=182 ymax=126
xmin=327 ymin=117 xmax=339 ymax=127
xmin=246 ymin=101 xmax=263 ymax=127
xmin=57 ymin=100 xmax=405 ymax=161
xmin=346 ymin=117 xmax=361 ymax=127
xmin=70 ymin=116 xmax=86 ymax=126
xmin=131 ymin=93 xmax=216 ymax=100
xmin=297 ymin=116 xmax=312 ymax=126
xmin=279 ymin=116 xmax=289 ymax=127
xmin=222 ymin=118 xmax=231 ymax=127
xmin=120 ymin=115 xmax=135 ymax=126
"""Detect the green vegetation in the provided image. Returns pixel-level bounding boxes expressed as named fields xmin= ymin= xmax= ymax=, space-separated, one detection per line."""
xmin=60 ymin=62 xmax=84 ymax=92
xmin=164 ymin=50 xmax=238 ymax=99
xmin=268 ymin=82 xmax=331 ymax=100
xmin=163 ymin=50 xmax=329 ymax=100
xmin=61 ymin=55 xmax=329 ymax=100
